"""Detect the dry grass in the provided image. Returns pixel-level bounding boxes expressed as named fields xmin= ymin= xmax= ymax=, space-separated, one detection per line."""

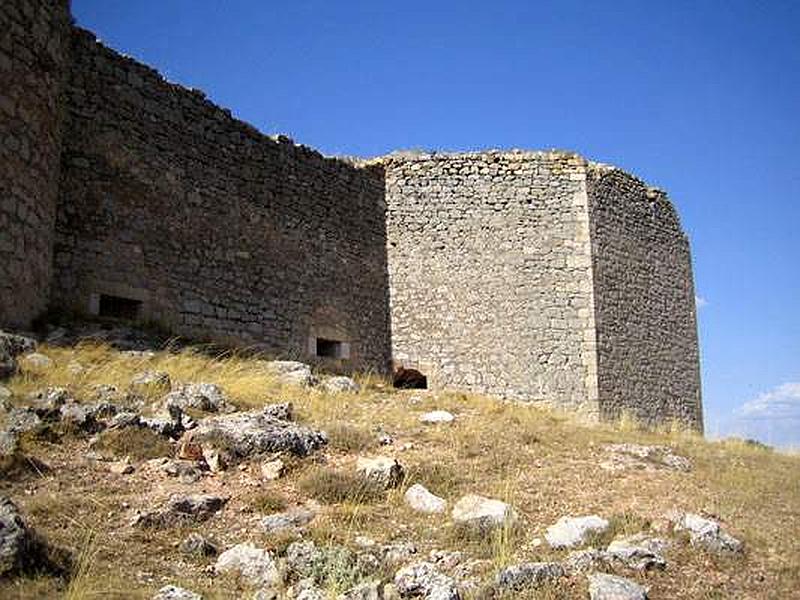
xmin=1 ymin=341 xmax=798 ymax=598
xmin=91 ymin=427 xmax=174 ymax=460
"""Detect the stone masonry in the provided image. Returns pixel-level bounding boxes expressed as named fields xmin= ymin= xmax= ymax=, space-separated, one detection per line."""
xmin=0 ymin=0 xmax=703 ymax=429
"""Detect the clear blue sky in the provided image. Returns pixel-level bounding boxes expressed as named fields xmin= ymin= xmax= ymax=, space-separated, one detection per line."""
xmin=72 ymin=0 xmax=800 ymax=447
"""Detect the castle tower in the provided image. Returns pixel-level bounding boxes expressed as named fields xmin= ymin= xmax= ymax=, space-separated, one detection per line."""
xmin=0 ymin=0 xmax=72 ymax=328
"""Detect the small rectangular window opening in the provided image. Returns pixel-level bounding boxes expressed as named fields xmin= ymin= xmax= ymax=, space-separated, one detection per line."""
xmin=316 ymin=338 xmax=343 ymax=359
xmin=98 ymin=294 xmax=142 ymax=320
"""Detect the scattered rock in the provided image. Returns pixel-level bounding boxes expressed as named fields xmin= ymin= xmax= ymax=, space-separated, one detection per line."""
xmin=109 ymin=458 xmax=134 ymax=475
xmin=563 ymin=548 xmax=612 ymax=575
xmin=673 ymin=513 xmax=743 ymax=554
xmin=285 ymin=540 xmax=321 ymax=580
xmin=262 ymin=402 xmax=294 ymax=421
xmin=260 ymin=506 xmax=316 ymax=534
xmin=287 ymin=578 xmax=326 ymax=600
xmin=183 ymin=406 xmax=327 ymax=461
xmin=164 ymin=383 xmax=234 ymax=413
xmin=405 ymin=484 xmax=447 ymax=514
xmin=133 ymin=494 xmax=228 ymax=528
xmin=606 ymin=534 xmax=668 ymax=571
xmin=394 ymin=561 xmax=459 ymax=599
xmin=214 ymin=543 xmax=280 ymax=588
xmin=339 ymin=580 xmax=381 ymax=600
xmin=3 ymin=408 xmax=43 ymax=436
xmin=601 ymin=444 xmax=691 ymax=472
xmin=260 ymin=458 xmax=285 ymax=480
xmin=130 ymin=370 xmax=171 ymax=393
xmin=0 ymin=496 xmax=70 ymax=577
xmin=380 ymin=541 xmax=418 ymax=569
xmin=451 ymin=494 xmax=517 ymax=532
xmin=322 ymin=376 xmax=360 ymax=394
xmin=58 ymin=402 xmax=100 ymax=432
xmin=26 ymin=387 xmax=71 ymax=419
xmin=264 ymin=361 xmax=317 ymax=387
xmin=19 ymin=353 xmax=53 ymax=370
xmin=152 ymin=585 xmax=203 ymax=600
xmin=420 ymin=410 xmax=455 ymax=424
xmin=545 ymin=515 xmax=609 ymax=549
xmin=356 ymin=456 xmax=404 ymax=488
xmin=496 ymin=562 xmax=564 ymax=591
xmin=0 ymin=331 xmax=37 ymax=379
xmin=180 ymin=532 xmax=218 ymax=557
xmin=588 ymin=573 xmax=648 ymax=600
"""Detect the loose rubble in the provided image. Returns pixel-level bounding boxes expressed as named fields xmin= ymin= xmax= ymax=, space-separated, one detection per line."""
xmin=451 ymin=494 xmax=517 ymax=532
xmin=545 ymin=515 xmax=609 ymax=548
xmin=404 ymin=484 xmax=447 ymax=514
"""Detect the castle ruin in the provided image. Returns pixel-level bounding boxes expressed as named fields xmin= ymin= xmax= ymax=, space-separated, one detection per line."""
xmin=0 ymin=0 xmax=703 ymax=429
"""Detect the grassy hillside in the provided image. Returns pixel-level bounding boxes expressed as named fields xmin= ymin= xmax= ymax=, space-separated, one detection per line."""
xmin=1 ymin=340 xmax=798 ymax=599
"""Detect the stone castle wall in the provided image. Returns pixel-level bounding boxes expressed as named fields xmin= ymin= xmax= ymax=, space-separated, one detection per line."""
xmin=50 ymin=28 xmax=391 ymax=370
xmin=587 ymin=166 xmax=703 ymax=428
xmin=0 ymin=0 xmax=71 ymax=327
xmin=0 ymin=0 xmax=703 ymax=428
xmin=382 ymin=152 xmax=600 ymax=410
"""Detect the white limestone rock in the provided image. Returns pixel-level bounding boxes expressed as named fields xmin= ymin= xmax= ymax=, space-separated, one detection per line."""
xmin=323 ymin=376 xmax=361 ymax=394
xmin=394 ymin=561 xmax=459 ymax=599
xmin=496 ymin=562 xmax=564 ymax=591
xmin=152 ymin=585 xmax=202 ymax=600
xmin=451 ymin=494 xmax=517 ymax=532
xmin=545 ymin=515 xmax=609 ymax=549
xmin=420 ymin=410 xmax=455 ymax=424
xmin=214 ymin=543 xmax=280 ymax=588
xmin=264 ymin=361 xmax=318 ymax=387
xmin=674 ymin=512 xmax=743 ymax=554
xmin=606 ymin=533 xmax=668 ymax=571
xmin=404 ymin=484 xmax=447 ymax=514
xmin=588 ymin=573 xmax=648 ymax=600
xmin=357 ymin=456 xmax=404 ymax=488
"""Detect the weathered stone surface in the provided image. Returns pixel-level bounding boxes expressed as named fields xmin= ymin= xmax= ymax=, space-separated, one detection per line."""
xmin=184 ymin=407 xmax=327 ymax=459
xmin=601 ymin=444 xmax=691 ymax=472
xmin=451 ymin=494 xmax=516 ymax=532
xmin=606 ymin=534 xmax=668 ymax=571
xmin=129 ymin=370 xmax=171 ymax=393
xmin=356 ymin=456 xmax=404 ymax=488
xmin=180 ymin=533 xmax=218 ymax=557
xmin=394 ymin=561 xmax=459 ymax=599
xmin=588 ymin=573 xmax=648 ymax=600
xmin=265 ymin=362 xmax=318 ymax=387
xmin=419 ymin=411 xmax=455 ymax=424
xmin=26 ymin=387 xmax=71 ymax=418
xmin=338 ymin=581 xmax=381 ymax=600
xmin=260 ymin=506 xmax=316 ymax=534
xmin=496 ymin=562 xmax=564 ymax=590
xmin=133 ymin=494 xmax=227 ymax=528
xmin=1 ymin=0 xmax=702 ymax=430
xmin=563 ymin=548 xmax=611 ymax=575
xmin=0 ymin=333 xmax=38 ymax=379
xmin=674 ymin=513 xmax=743 ymax=555
xmin=260 ymin=458 xmax=285 ymax=480
xmin=0 ymin=496 xmax=69 ymax=577
xmin=214 ymin=543 xmax=280 ymax=588
xmin=164 ymin=383 xmax=234 ymax=413
xmin=262 ymin=402 xmax=294 ymax=421
xmin=404 ymin=484 xmax=447 ymax=514
xmin=322 ymin=376 xmax=361 ymax=394
xmin=545 ymin=515 xmax=609 ymax=548
xmin=152 ymin=585 xmax=202 ymax=600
